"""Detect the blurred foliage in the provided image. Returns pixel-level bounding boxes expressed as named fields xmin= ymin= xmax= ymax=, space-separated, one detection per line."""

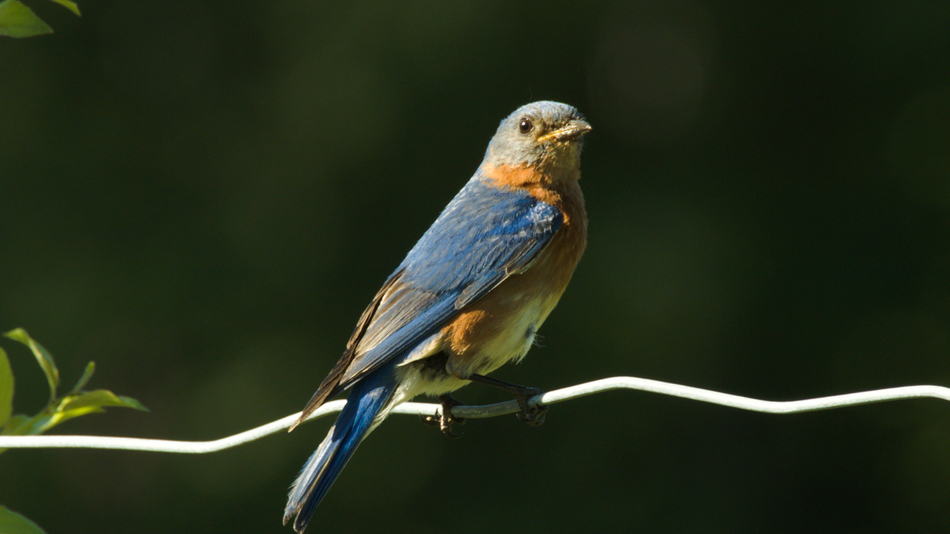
xmin=1 ymin=1 xmax=949 ymax=533
xmin=0 ymin=0 xmax=78 ymax=38
xmin=0 ymin=329 xmax=146 ymax=447
xmin=0 ymin=329 xmax=146 ymax=533
xmin=0 ymin=506 xmax=45 ymax=534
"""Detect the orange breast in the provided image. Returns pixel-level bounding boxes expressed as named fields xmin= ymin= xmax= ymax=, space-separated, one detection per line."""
xmin=440 ymin=177 xmax=587 ymax=378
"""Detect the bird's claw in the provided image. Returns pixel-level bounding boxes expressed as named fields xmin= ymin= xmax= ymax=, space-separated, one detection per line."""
xmin=514 ymin=387 xmax=547 ymax=426
xmin=420 ymin=394 xmax=466 ymax=438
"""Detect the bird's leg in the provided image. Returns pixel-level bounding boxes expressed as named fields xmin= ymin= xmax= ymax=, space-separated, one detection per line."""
xmin=468 ymin=374 xmax=547 ymax=426
xmin=420 ymin=393 xmax=466 ymax=438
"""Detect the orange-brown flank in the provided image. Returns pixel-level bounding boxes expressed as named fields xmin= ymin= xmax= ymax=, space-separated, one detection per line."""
xmin=440 ymin=162 xmax=587 ymax=378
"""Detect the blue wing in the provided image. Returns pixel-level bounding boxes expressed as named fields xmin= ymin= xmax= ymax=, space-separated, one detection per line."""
xmin=344 ymin=176 xmax=563 ymax=381
xmin=294 ymin=174 xmax=563 ymax=419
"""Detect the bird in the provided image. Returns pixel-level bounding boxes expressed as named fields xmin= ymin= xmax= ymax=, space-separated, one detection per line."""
xmin=284 ymin=101 xmax=591 ymax=532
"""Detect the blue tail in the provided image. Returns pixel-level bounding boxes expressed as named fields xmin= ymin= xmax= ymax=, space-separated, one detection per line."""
xmin=284 ymin=366 xmax=398 ymax=532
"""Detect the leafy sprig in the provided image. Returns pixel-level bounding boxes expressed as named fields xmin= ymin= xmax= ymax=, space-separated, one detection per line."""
xmin=0 ymin=0 xmax=80 ymax=38
xmin=0 ymin=328 xmax=146 ymax=533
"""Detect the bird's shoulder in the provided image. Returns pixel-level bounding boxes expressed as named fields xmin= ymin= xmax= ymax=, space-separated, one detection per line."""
xmin=398 ymin=172 xmax=564 ymax=291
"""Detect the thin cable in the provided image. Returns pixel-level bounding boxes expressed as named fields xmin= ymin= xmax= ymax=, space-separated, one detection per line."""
xmin=1 ymin=377 xmax=948 ymax=453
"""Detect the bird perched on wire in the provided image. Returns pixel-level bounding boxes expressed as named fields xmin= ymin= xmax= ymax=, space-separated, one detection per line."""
xmin=284 ymin=101 xmax=591 ymax=533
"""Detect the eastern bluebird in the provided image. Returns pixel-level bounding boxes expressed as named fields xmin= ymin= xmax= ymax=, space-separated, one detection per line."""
xmin=284 ymin=101 xmax=591 ymax=532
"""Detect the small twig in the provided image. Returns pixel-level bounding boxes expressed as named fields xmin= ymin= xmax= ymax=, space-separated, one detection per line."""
xmin=1 ymin=377 xmax=948 ymax=453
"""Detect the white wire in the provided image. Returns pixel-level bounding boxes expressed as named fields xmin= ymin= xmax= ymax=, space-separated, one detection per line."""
xmin=1 ymin=376 xmax=948 ymax=453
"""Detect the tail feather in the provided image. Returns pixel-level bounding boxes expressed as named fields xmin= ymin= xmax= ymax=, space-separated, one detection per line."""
xmin=284 ymin=368 xmax=398 ymax=532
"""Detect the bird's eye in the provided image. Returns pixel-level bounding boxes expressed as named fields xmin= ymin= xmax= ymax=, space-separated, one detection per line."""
xmin=518 ymin=118 xmax=534 ymax=134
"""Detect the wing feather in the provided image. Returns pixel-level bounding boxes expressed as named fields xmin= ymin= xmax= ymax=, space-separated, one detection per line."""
xmin=295 ymin=176 xmax=562 ymax=422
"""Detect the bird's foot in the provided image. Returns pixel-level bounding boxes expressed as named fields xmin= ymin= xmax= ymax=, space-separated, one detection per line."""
xmin=467 ymin=374 xmax=548 ymax=427
xmin=512 ymin=386 xmax=547 ymax=426
xmin=420 ymin=394 xmax=466 ymax=438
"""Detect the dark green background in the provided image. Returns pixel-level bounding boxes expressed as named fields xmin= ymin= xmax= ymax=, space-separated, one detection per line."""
xmin=3 ymin=1 xmax=950 ymax=532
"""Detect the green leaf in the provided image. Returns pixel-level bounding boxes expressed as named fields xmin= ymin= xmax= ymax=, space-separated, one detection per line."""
xmin=41 ymin=406 xmax=103 ymax=429
xmin=23 ymin=389 xmax=149 ymax=434
xmin=6 ymin=412 xmax=53 ymax=436
xmin=114 ymin=395 xmax=148 ymax=412
xmin=48 ymin=0 xmax=79 ymax=16
xmin=0 ymin=347 xmax=12 ymax=429
xmin=0 ymin=378 xmax=147 ymax=441
xmin=60 ymin=389 xmax=148 ymax=412
xmin=68 ymin=361 xmax=95 ymax=395
xmin=4 ymin=328 xmax=58 ymax=403
xmin=0 ymin=414 xmax=30 ymax=435
xmin=0 ymin=0 xmax=54 ymax=38
xmin=0 ymin=506 xmax=46 ymax=534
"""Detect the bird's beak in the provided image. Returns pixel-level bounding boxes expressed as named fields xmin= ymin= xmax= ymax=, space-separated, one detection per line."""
xmin=537 ymin=119 xmax=592 ymax=143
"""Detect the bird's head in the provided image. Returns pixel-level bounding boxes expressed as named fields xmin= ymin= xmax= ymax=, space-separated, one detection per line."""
xmin=485 ymin=101 xmax=591 ymax=173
